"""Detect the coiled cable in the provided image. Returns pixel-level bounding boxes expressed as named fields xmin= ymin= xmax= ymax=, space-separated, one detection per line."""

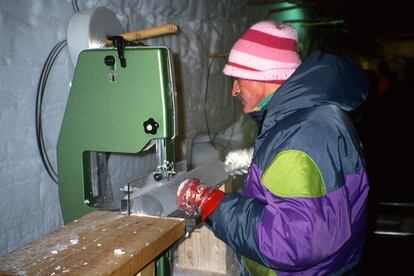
xmin=35 ymin=40 xmax=67 ymax=184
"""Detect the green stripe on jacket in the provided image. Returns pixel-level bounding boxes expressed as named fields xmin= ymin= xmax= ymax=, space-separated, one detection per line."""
xmin=261 ymin=150 xmax=327 ymax=198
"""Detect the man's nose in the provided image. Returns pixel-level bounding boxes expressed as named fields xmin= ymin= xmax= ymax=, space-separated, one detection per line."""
xmin=232 ymin=80 xmax=240 ymax=97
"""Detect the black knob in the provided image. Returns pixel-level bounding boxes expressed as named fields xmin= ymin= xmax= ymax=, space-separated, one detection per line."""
xmin=104 ymin=55 xmax=115 ymax=67
xmin=153 ymin=173 xmax=162 ymax=181
xmin=143 ymin=118 xmax=159 ymax=135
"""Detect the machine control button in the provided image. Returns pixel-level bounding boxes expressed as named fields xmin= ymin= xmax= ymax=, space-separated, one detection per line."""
xmin=153 ymin=172 xmax=163 ymax=181
xmin=143 ymin=118 xmax=159 ymax=135
xmin=104 ymin=55 xmax=116 ymax=67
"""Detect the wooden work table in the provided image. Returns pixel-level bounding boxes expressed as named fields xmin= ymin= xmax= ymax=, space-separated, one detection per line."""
xmin=0 ymin=211 xmax=185 ymax=275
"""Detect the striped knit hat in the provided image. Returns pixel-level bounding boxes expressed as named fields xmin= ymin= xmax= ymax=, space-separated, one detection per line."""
xmin=223 ymin=21 xmax=302 ymax=84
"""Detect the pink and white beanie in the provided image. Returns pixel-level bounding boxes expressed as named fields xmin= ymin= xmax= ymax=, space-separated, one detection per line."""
xmin=223 ymin=21 xmax=302 ymax=84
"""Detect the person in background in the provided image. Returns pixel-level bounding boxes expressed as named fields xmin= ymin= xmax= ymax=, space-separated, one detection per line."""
xmin=176 ymin=21 xmax=369 ymax=275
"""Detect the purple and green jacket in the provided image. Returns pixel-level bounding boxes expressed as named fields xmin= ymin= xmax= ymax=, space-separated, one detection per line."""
xmin=207 ymin=51 xmax=369 ymax=275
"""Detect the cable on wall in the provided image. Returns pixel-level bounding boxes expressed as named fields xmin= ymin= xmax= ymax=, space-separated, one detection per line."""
xmin=35 ymin=40 xmax=67 ymax=184
xmin=34 ymin=1 xmax=80 ymax=183
xmin=71 ymin=0 xmax=79 ymax=13
xmin=204 ymin=55 xmax=237 ymax=152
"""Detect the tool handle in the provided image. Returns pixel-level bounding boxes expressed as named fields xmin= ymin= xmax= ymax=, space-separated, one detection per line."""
xmin=105 ymin=23 xmax=178 ymax=46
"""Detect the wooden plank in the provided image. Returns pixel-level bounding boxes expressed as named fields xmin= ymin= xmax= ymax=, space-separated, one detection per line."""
xmin=136 ymin=261 xmax=154 ymax=276
xmin=176 ymin=178 xmax=241 ymax=274
xmin=0 ymin=211 xmax=184 ymax=276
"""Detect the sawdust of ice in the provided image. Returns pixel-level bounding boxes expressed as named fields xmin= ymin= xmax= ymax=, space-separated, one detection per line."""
xmin=114 ymin=248 xmax=126 ymax=255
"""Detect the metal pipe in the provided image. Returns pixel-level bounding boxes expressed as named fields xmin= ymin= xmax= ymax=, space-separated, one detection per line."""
xmin=378 ymin=202 xmax=414 ymax=208
xmin=374 ymin=231 xmax=414 ymax=237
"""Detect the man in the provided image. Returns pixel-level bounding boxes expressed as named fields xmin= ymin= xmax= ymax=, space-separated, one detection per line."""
xmin=177 ymin=21 xmax=369 ymax=275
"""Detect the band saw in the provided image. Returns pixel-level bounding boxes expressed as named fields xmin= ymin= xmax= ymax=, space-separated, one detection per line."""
xmin=57 ymin=7 xmax=229 ymax=228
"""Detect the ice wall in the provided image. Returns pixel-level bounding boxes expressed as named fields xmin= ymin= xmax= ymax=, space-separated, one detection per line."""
xmin=0 ymin=0 xmax=265 ymax=255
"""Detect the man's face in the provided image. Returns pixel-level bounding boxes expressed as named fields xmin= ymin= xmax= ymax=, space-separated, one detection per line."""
xmin=232 ymin=79 xmax=266 ymax=113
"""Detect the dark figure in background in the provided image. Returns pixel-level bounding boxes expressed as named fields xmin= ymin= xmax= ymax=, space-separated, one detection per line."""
xmin=357 ymin=60 xmax=409 ymax=203
xmin=355 ymin=60 xmax=413 ymax=275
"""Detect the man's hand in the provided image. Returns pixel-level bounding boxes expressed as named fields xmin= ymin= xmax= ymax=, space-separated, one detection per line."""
xmin=176 ymin=178 xmax=225 ymax=221
xmin=224 ymin=147 xmax=254 ymax=176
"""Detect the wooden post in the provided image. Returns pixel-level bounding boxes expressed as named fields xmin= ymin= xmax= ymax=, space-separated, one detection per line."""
xmin=175 ymin=178 xmax=241 ymax=274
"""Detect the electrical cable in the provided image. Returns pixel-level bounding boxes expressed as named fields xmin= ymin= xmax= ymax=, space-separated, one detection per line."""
xmin=204 ymin=56 xmax=237 ymax=152
xmin=71 ymin=0 xmax=79 ymax=13
xmin=35 ymin=40 xmax=67 ymax=184
xmin=35 ymin=1 xmax=80 ymax=183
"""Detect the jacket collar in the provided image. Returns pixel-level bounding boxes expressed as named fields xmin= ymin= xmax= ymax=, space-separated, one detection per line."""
xmin=259 ymin=51 xmax=369 ymax=134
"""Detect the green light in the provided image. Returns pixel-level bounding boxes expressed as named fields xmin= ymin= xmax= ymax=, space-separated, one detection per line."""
xmin=268 ymin=2 xmax=310 ymax=56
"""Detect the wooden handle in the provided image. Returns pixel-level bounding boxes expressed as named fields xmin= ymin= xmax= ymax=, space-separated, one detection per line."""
xmin=105 ymin=23 xmax=178 ymax=46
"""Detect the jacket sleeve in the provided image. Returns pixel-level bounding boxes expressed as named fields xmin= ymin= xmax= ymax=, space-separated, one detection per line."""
xmin=206 ymin=193 xmax=268 ymax=265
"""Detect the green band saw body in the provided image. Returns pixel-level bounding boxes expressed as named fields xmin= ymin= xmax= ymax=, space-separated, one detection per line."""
xmin=57 ymin=47 xmax=177 ymax=224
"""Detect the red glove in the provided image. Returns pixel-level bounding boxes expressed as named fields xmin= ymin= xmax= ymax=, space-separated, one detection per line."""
xmin=176 ymin=178 xmax=225 ymax=221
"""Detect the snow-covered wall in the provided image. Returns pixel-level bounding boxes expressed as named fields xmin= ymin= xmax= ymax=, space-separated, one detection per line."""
xmin=0 ymin=0 xmax=265 ymax=256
